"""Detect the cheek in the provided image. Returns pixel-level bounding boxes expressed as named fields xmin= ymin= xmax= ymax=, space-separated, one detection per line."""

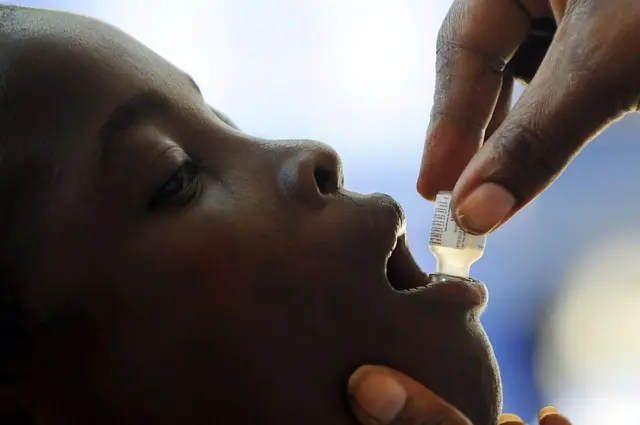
xmin=46 ymin=243 xmax=258 ymax=422
xmin=81 ymin=197 xmax=296 ymax=354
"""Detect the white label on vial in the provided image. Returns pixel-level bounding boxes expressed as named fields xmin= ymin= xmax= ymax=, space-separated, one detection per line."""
xmin=429 ymin=192 xmax=485 ymax=251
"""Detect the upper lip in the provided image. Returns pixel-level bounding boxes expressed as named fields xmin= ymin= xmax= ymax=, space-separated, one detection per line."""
xmin=382 ymin=206 xmax=488 ymax=312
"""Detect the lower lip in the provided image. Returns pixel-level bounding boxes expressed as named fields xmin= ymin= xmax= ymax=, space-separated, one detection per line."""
xmin=399 ymin=274 xmax=488 ymax=312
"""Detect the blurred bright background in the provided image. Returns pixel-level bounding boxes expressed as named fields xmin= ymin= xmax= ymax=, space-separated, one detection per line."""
xmin=7 ymin=0 xmax=640 ymax=422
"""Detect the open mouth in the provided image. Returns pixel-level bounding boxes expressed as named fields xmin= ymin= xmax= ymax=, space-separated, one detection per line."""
xmin=384 ymin=234 xmax=430 ymax=292
xmin=384 ymin=233 xmax=488 ymax=309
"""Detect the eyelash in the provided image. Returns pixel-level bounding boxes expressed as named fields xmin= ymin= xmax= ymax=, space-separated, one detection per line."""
xmin=148 ymin=160 xmax=202 ymax=210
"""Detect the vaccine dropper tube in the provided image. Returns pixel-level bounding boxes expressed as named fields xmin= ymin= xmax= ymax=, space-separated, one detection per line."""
xmin=429 ymin=191 xmax=487 ymax=279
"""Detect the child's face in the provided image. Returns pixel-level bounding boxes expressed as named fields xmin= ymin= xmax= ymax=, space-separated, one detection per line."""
xmin=1 ymin=8 xmax=500 ymax=425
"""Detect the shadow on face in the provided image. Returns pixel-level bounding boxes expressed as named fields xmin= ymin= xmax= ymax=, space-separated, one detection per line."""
xmin=0 ymin=6 xmax=501 ymax=425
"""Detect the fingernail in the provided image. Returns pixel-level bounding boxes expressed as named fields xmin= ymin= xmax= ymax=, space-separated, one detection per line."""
xmin=539 ymin=406 xmax=560 ymax=421
xmin=348 ymin=367 xmax=407 ymax=424
xmin=455 ymin=182 xmax=516 ymax=234
xmin=498 ymin=413 xmax=524 ymax=424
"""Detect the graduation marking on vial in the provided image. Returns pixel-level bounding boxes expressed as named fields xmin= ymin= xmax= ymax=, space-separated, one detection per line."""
xmin=429 ymin=192 xmax=486 ymax=279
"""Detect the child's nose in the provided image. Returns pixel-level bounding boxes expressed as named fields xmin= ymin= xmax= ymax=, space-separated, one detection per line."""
xmin=277 ymin=140 xmax=344 ymax=210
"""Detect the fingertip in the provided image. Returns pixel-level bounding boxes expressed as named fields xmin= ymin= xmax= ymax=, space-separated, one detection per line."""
xmin=538 ymin=406 xmax=559 ymax=421
xmin=498 ymin=413 xmax=525 ymax=424
xmin=348 ymin=365 xmax=397 ymax=399
xmin=454 ymin=182 xmax=516 ymax=234
xmin=420 ymin=117 xmax=482 ymax=202
xmin=538 ymin=406 xmax=572 ymax=425
xmin=348 ymin=365 xmax=377 ymax=391
xmin=416 ymin=175 xmax=437 ymax=201
xmin=347 ymin=366 xmax=407 ymax=425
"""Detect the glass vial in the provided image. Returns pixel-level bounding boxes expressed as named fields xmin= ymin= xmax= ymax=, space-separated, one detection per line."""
xmin=429 ymin=191 xmax=487 ymax=278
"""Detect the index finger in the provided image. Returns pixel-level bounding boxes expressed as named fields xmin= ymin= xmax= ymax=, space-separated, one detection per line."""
xmin=418 ymin=0 xmax=546 ymax=200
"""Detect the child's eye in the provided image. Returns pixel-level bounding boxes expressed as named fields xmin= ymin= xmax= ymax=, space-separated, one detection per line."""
xmin=148 ymin=161 xmax=202 ymax=210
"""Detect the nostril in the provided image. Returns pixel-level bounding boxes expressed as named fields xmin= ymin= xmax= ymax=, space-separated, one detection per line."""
xmin=277 ymin=140 xmax=343 ymax=209
xmin=314 ymin=166 xmax=338 ymax=195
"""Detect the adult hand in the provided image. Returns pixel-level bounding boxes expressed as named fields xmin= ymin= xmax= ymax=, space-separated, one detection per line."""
xmin=418 ymin=0 xmax=640 ymax=234
xmin=348 ymin=365 xmax=573 ymax=425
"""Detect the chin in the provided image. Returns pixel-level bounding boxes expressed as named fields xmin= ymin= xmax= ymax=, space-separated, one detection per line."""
xmin=343 ymin=294 xmax=502 ymax=425
xmin=415 ymin=323 xmax=502 ymax=425
xmin=345 ymin=317 xmax=502 ymax=425
xmin=238 ymin=294 xmax=502 ymax=425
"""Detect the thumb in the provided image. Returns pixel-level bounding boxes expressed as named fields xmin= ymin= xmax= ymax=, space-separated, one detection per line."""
xmin=451 ymin=3 xmax=639 ymax=234
xmin=347 ymin=365 xmax=472 ymax=425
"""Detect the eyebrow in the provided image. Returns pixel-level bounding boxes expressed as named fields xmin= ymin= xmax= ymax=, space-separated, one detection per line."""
xmin=99 ymin=74 xmax=202 ymax=145
xmin=98 ymin=90 xmax=171 ymax=146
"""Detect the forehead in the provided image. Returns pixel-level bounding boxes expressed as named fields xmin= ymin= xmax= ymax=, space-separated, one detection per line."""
xmin=2 ymin=9 xmax=195 ymax=136
xmin=0 ymin=9 xmax=201 ymax=226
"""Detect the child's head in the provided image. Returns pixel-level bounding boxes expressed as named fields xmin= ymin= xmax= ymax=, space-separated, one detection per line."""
xmin=0 ymin=6 xmax=501 ymax=425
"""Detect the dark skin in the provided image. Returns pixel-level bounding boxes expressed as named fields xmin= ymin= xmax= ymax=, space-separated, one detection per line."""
xmin=0 ymin=7 xmax=500 ymax=425
xmin=419 ymin=0 xmax=640 ymax=235
xmin=384 ymin=0 xmax=636 ymax=422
